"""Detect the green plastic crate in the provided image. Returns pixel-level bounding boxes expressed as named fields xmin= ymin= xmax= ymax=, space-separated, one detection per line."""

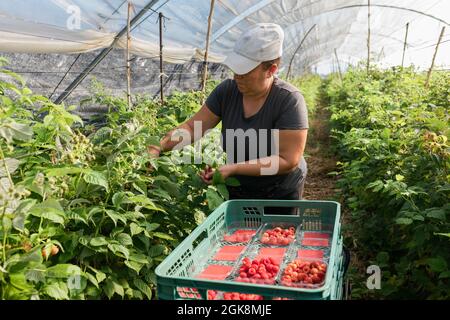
xmin=155 ymin=200 xmax=343 ymax=300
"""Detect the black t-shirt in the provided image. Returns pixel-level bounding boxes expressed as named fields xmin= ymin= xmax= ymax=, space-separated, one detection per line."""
xmin=205 ymin=77 xmax=308 ymax=197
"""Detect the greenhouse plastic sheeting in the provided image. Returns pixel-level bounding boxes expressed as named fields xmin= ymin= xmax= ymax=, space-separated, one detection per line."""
xmin=0 ymin=0 xmax=449 ymax=74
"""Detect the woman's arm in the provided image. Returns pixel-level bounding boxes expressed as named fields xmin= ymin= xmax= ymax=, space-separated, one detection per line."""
xmin=148 ymin=104 xmax=220 ymax=155
xmin=205 ymin=129 xmax=307 ymax=180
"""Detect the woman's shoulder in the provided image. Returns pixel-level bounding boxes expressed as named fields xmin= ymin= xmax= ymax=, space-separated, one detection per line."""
xmin=216 ymin=78 xmax=237 ymax=90
xmin=273 ymin=77 xmax=301 ymax=95
xmin=272 ymin=78 xmax=305 ymax=108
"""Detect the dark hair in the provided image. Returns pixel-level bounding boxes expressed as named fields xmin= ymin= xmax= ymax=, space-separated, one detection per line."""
xmin=261 ymin=57 xmax=281 ymax=70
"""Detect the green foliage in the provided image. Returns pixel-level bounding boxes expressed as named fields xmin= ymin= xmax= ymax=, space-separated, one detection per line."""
xmin=289 ymin=74 xmax=322 ymax=116
xmin=324 ymin=66 xmax=450 ymax=299
xmin=0 ymin=62 xmax=227 ymax=299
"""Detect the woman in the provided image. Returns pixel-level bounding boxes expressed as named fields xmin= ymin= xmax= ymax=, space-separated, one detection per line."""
xmin=148 ymin=23 xmax=308 ymax=214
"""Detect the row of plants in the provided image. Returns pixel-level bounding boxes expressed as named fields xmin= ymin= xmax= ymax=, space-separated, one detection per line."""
xmin=289 ymin=74 xmax=322 ymax=116
xmin=322 ymin=66 xmax=449 ymax=299
xmin=0 ymin=57 xmax=233 ymax=300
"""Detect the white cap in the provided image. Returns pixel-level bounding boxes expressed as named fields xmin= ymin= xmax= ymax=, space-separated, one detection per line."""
xmin=224 ymin=23 xmax=284 ymax=75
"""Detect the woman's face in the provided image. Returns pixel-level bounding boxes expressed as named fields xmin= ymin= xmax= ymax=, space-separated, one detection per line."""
xmin=233 ymin=64 xmax=274 ymax=96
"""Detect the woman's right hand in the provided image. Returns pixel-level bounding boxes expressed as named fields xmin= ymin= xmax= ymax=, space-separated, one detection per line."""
xmin=147 ymin=145 xmax=161 ymax=173
xmin=199 ymin=165 xmax=214 ymax=184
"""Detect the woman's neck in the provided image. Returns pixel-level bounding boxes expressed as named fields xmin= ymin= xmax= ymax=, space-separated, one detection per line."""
xmin=244 ymin=76 xmax=274 ymax=100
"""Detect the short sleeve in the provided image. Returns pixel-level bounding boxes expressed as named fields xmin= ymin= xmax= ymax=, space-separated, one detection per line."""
xmin=205 ymin=79 xmax=231 ymax=117
xmin=274 ymin=91 xmax=309 ymax=130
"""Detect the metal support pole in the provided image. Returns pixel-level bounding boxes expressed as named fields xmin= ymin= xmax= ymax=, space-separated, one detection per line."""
xmin=126 ymin=1 xmax=132 ymax=109
xmin=49 ymin=54 xmax=81 ymax=100
xmin=425 ymin=26 xmax=445 ymax=88
xmin=367 ymin=0 xmax=371 ymax=74
xmin=159 ymin=12 xmax=164 ymax=106
xmin=201 ymin=0 xmax=216 ymax=101
xmin=401 ymin=22 xmax=409 ymax=67
xmin=286 ymin=24 xmax=316 ymax=80
xmin=334 ymin=48 xmax=343 ymax=83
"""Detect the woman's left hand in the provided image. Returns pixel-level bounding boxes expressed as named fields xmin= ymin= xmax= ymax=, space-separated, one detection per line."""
xmin=200 ymin=164 xmax=235 ymax=185
xmin=217 ymin=164 xmax=235 ymax=181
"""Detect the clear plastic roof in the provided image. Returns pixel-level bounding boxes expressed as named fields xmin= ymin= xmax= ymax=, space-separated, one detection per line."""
xmin=0 ymin=0 xmax=449 ymax=75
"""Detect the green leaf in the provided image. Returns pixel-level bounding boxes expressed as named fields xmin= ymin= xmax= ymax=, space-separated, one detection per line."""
xmin=206 ymin=188 xmax=223 ymax=210
xmin=130 ymin=289 xmax=143 ymax=299
xmin=87 ymin=266 xmax=107 ymax=284
xmin=104 ymin=279 xmax=116 ymax=299
xmin=129 ymin=253 xmax=149 ymax=264
xmin=90 ymin=237 xmax=108 ymax=247
xmin=434 ymin=233 xmax=450 ymax=239
xmin=68 ymin=198 xmax=91 ymax=208
xmin=149 ymin=245 xmax=166 ymax=257
xmin=124 ymin=260 xmax=144 ymax=274
xmin=22 ymin=87 xmax=32 ymax=95
xmin=216 ymin=184 xmax=229 ymax=200
xmin=145 ymin=222 xmax=160 ymax=232
xmin=104 ymin=279 xmax=124 ymax=299
xmin=150 ymin=188 xmax=171 ymax=200
xmin=45 ymin=167 xmax=86 ymax=177
xmin=0 ymin=121 xmax=33 ymax=143
xmin=439 ymin=271 xmax=450 ymax=279
xmin=85 ymin=272 xmax=99 ymax=289
xmin=128 ymin=195 xmax=166 ymax=213
xmin=116 ymin=233 xmax=133 ymax=246
xmin=395 ymin=218 xmax=413 ymax=225
xmin=44 ymin=282 xmax=69 ymax=300
xmin=96 ymin=271 xmax=106 ymax=284
xmin=83 ymin=170 xmax=109 ymax=191
xmin=212 ymin=171 xmax=225 ymax=185
xmin=133 ymin=278 xmax=152 ymax=300
xmin=426 ymin=257 xmax=448 ymax=273
xmin=376 ymin=252 xmax=389 ymax=265
xmin=194 ymin=209 xmax=206 ymax=225
xmin=123 ymin=211 xmax=145 ymax=220
xmin=225 ymin=177 xmax=240 ymax=187
xmin=132 ymin=182 xmax=147 ymax=196
xmin=1 ymin=67 xmax=25 ymax=85
xmin=0 ymin=158 xmax=20 ymax=177
xmin=25 ymin=265 xmax=46 ymax=283
xmin=89 ymin=126 xmax=112 ymax=144
xmin=130 ymin=223 xmax=144 ymax=236
xmin=19 ymin=247 xmax=43 ymax=264
xmin=9 ymin=273 xmax=34 ymax=291
xmin=367 ymin=180 xmax=384 ymax=192
xmin=159 ymin=179 xmax=179 ymax=197
xmin=2 ymin=216 xmax=12 ymax=232
xmin=112 ymin=192 xmax=126 ymax=208
xmin=110 ymin=227 xmax=124 ymax=238
xmin=144 ymin=271 xmax=157 ymax=286
xmin=426 ymin=209 xmax=446 ymax=221
xmin=46 ymin=264 xmax=82 ymax=278
xmin=29 ymin=199 xmax=65 ymax=225
xmin=105 ymin=209 xmax=127 ymax=227
xmin=67 ymin=211 xmax=89 ymax=225
xmin=107 ymin=243 xmax=130 ymax=259
xmin=112 ymin=281 xmax=124 ymax=298
xmin=152 ymin=232 xmax=174 ymax=241
xmin=87 ymin=206 xmax=102 ymax=221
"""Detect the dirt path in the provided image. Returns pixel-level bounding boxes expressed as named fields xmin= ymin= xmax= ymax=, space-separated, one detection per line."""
xmin=302 ymin=105 xmax=339 ymax=201
xmin=302 ymin=102 xmax=366 ymax=300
